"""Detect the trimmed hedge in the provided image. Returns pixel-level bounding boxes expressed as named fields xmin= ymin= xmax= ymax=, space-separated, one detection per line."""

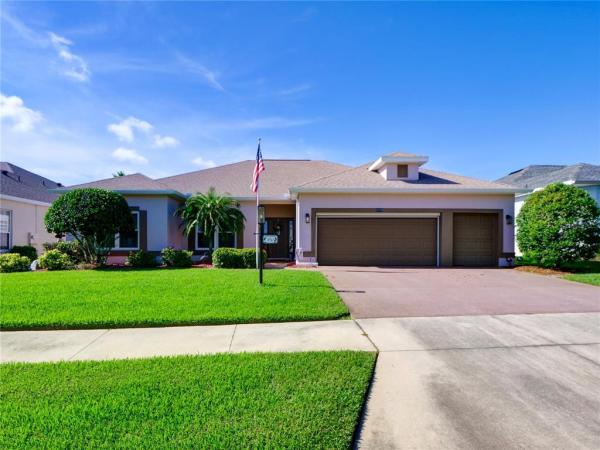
xmin=126 ymin=250 xmax=158 ymax=268
xmin=43 ymin=241 xmax=85 ymax=264
xmin=213 ymin=248 xmax=267 ymax=269
xmin=38 ymin=250 xmax=73 ymax=271
xmin=161 ymin=248 xmax=193 ymax=268
xmin=0 ymin=253 xmax=31 ymax=273
xmin=10 ymin=245 xmax=37 ymax=262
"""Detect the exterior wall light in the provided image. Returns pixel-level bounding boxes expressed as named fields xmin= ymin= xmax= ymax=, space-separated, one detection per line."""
xmin=505 ymin=214 xmax=513 ymax=225
xmin=305 ymin=213 xmax=310 ymax=224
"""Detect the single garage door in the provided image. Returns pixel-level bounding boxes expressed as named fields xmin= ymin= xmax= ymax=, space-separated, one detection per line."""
xmin=317 ymin=217 xmax=437 ymax=266
xmin=453 ymin=213 xmax=498 ymax=267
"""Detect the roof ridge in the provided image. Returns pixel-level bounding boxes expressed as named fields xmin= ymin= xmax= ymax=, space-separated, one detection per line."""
xmin=291 ymin=162 xmax=369 ymax=188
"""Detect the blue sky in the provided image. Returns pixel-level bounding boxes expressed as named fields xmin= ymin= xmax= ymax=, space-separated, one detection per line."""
xmin=1 ymin=1 xmax=598 ymax=185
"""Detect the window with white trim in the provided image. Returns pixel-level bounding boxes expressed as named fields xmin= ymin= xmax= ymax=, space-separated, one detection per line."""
xmin=195 ymin=225 xmax=237 ymax=250
xmin=0 ymin=209 xmax=11 ymax=251
xmin=114 ymin=211 xmax=140 ymax=250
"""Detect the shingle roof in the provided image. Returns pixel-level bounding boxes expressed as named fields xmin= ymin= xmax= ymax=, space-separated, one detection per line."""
xmin=66 ymin=173 xmax=176 ymax=191
xmin=157 ymin=160 xmax=350 ymax=198
xmin=291 ymin=163 xmax=520 ymax=193
xmin=496 ymin=163 xmax=600 ymax=189
xmin=0 ymin=162 xmax=62 ymax=203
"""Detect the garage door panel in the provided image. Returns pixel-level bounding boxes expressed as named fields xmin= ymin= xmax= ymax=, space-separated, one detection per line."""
xmin=453 ymin=213 xmax=497 ymax=267
xmin=317 ymin=218 xmax=437 ymax=266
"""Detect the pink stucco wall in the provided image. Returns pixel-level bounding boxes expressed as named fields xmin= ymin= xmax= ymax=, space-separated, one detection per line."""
xmin=295 ymin=193 xmax=515 ymax=264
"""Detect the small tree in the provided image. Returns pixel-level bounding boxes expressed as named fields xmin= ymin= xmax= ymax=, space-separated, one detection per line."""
xmin=177 ymin=187 xmax=245 ymax=255
xmin=45 ymin=188 xmax=134 ymax=264
xmin=517 ymin=183 xmax=600 ymax=268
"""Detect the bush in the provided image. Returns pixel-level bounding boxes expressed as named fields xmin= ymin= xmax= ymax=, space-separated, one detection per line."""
xmin=10 ymin=245 xmax=37 ymax=262
xmin=161 ymin=247 xmax=193 ymax=268
xmin=0 ymin=253 xmax=31 ymax=273
xmin=212 ymin=247 xmax=267 ymax=269
xmin=45 ymin=188 xmax=133 ymax=264
xmin=126 ymin=250 xmax=158 ymax=268
xmin=55 ymin=241 xmax=85 ymax=264
xmin=38 ymin=249 xmax=73 ymax=271
xmin=517 ymin=183 xmax=600 ymax=268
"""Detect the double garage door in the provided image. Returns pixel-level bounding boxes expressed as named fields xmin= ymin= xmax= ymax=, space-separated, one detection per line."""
xmin=316 ymin=213 xmax=497 ymax=267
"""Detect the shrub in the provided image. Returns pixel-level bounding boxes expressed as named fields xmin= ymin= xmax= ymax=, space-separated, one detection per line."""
xmin=55 ymin=241 xmax=85 ymax=264
xmin=0 ymin=253 xmax=31 ymax=273
xmin=38 ymin=249 xmax=73 ymax=271
xmin=517 ymin=183 xmax=600 ymax=268
xmin=45 ymin=188 xmax=134 ymax=265
xmin=43 ymin=242 xmax=59 ymax=252
xmin=10 ymin=245 xmax=37 ymax=262
xmin=126 ymin=250 xmax=158 ymax=268
xmin=213 ymin=247 xmax=267 ymax=269
xmin=161 ymin=247 xmax=193 ymax=268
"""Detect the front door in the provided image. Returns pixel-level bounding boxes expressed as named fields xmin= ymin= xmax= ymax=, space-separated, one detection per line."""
xmin=264 ymin=218 xmax=295 ymax=260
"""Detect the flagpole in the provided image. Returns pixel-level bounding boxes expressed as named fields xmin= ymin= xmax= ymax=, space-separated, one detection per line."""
xmin=256 ymin=138 xmax=261 ymax=270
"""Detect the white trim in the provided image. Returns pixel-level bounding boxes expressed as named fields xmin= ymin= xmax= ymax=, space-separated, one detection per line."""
xmin=0 ymin=208 xmax=12 ymax=251
xmin=113 ymin=211 xmax=140 ymax=250
xmin=316 ymin=212 xmax=440 ymax=219
xmin=368 ymin=155 xmax=429 ymax=171
xmin=0 ymin=194 xmax=52 ymax=207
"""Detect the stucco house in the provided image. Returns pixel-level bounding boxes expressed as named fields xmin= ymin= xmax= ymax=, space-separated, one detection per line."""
xmin=59 ymin=152 xmax=524 ymax=267
xmin=497 ymin=163 xmax=600 ymax=255
xmin=0 ymin=162 xmax=62 ymax=254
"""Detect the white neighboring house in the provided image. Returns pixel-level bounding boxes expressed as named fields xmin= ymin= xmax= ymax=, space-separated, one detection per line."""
xmin=0 ymin=162 xmax=62 ymax=255
xmin=496 ymin=163 xmax=600 ymax=255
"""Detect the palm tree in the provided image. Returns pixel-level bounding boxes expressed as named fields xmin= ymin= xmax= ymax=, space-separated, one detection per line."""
xmin=178 ymin=187 xmax=246 ymax=255
xmin=113 ymin=170 xmax=126 ymax=177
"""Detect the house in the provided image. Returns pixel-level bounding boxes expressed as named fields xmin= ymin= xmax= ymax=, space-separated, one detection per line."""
xmin=59 ymin=153 xmax=524 ymax=267
xmin=496 ymin=163 xmax=600 ymax=255
xmin=0 ymin=162 xmax=62 ymax=254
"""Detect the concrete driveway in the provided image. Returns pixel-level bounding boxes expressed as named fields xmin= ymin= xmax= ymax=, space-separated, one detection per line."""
xmin=320 ymin=267 xmax=600 ymax=318
xmin=355 ymin=312 xmax=600 ymax=449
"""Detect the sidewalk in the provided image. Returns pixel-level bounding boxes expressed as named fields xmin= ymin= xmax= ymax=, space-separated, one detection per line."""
xmin=0 ymin=320 xmax=375 ymax=363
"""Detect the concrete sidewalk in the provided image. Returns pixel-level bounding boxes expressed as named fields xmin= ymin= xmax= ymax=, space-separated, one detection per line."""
xmin=0 ymin=320 xmax=375 ymax=363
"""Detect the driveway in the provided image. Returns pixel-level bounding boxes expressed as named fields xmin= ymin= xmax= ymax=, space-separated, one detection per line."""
xmin=320 ymin=267 xmax=600 ymax=318
xmin=354 ymin=312 xmax=600 ymax=449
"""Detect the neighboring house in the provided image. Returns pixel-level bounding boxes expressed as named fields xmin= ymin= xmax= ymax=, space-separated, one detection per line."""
xmin=58 ymin=153 xmax=524 ymax=267
xmin=0 ymin=162 xmax=62 ymax=254
xmin=497 ymin=163 xmax=600 ymax=255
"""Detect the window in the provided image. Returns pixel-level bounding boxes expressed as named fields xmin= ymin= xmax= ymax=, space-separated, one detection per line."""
xmin=114 ymin=211 xmax=140 ymax=250
xmin=0 ymin=209 xmax=11 ymax=251
xmin=397 ymin=164 xmax=408 ymax=178
xmin=195 ymin=225 xmax=237 ymax=250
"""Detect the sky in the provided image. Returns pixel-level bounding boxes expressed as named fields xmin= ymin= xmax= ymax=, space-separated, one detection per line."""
xmin=1 ymin=1 xmax=599 ymax=186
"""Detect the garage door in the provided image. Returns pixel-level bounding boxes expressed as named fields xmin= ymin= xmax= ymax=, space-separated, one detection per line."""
xmin=453 ymin=213 xmax=498 ymax=267
xmin=317 ymin=217 xmax=437 ymax=266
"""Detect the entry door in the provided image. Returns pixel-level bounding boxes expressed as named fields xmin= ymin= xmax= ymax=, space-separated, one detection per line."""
xmin=265 ymin=218 xmax=295 ymax=260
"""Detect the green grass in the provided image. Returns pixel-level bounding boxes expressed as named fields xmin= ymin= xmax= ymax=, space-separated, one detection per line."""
xmin=517 ymin=256 xmax=600 ymax=286
xmin=0 ymin=351 xmax=376 ymax=449
xmin=563 ymin=273 xmax=600 ymax=286
xmin=0 ymin=269 xmax=349 ymax=330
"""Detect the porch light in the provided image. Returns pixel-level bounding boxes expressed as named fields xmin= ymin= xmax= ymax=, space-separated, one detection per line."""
xmin=305 ymin=213 xmax=310 ymax=224
xmin=258 ymin=205 xmax=266 ymax=225
xmin=505 ymin=214 xmax=513 ymax=225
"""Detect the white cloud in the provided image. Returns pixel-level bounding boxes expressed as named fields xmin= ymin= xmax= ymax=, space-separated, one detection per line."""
xmin=175 ymin=53 xmax=224 ymax=92
xmin=112 ymin=147 xmax=148 ymax=165
xmin=278 ymin=83 xmax=312 ymax=96
xmin=0 ymin=93 xmax=43 ymax=132
xmin=107 ymin=117 xmax=153 ymax=142
xmin=153 ymin=134 xmax=179 ymax=148
xmin=219 ymin=116 xmax=317 ymax=130
xmin=48 ymin=32 xmax=90 ymax=82
xmin=192 ymin=156 xmax=216 ymax=168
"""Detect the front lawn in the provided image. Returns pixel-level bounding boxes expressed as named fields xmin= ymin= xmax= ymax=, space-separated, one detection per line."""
xmin=563 ymin=273 xmax=600 ymax=286
xmin=0 ymin=351 xmax=376 ymax=449
xmin=516 ymin=257 xmax=600 ymax=286
xmin=0 ymin=269 xmax=348 ymax=330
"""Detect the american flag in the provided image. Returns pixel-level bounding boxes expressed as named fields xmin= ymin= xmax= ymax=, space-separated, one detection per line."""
xmin=250 ymin=140 xmax=265 ymax=193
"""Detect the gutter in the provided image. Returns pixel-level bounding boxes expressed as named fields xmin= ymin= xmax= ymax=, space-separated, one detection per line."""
xmin=289 ymin=187 xmax=530 ymax=199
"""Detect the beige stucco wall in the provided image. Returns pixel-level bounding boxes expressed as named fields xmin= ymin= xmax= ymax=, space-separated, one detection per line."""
xmin=0 ymin=196 xmax=58 ymax=255
xmin=295 ymin=193 xmax=516 ymax=266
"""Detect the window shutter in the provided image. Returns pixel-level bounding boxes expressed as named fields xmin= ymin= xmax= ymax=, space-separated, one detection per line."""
xmin=139 ymin=210 xmax=147 ymax=250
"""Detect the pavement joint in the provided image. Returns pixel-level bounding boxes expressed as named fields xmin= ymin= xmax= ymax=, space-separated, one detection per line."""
xmin=352 ymin=319 xmax=380 ymax=352
xmin=227 ymin=324 xmax=237 ymax=352
xmin=67 ymin=329 xmax=110 ymax=361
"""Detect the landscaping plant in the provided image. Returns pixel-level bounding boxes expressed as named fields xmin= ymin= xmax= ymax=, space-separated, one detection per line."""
xmin=161 ymin=247 xmax=193 ymax=268
xmin=212 ymin=247 xmax=267 ymax=268
xmin=126 ymin=250 xmax=158 ymax=268
xmin=0 ymin=253 xmax=30 ymax=273
xmin=9 ymin=245 xmax=37 ymax=262
xmin=38 ymin=249 xmax=73 ymax=271
xmin=44 ymin=188 xmax=134 ymax=265
xmin=177 ymin=187 xmax=245 ymax=256
xmin=517 ymin=183 xmax=600 ymax=268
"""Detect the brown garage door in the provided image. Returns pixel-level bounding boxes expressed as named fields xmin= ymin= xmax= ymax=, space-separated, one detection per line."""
xmin=317 ymin=217 xmax=437 ymax=266
xmin=453 ymin=213 xmax=498 ymax=267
